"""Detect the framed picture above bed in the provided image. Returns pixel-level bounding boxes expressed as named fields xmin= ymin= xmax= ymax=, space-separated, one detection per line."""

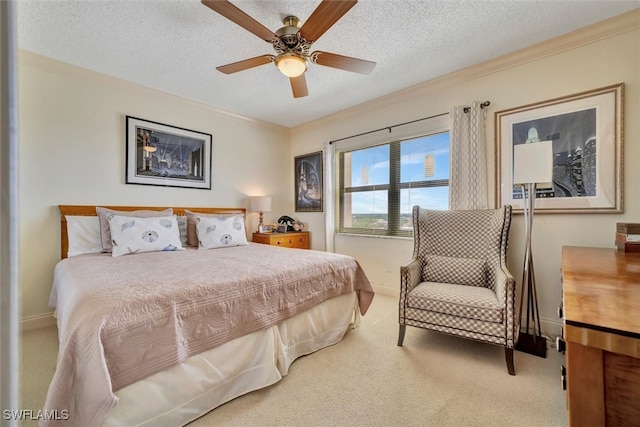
xmin=295 ymin=151 xmax=323 ymax=212
xmin=125 ymin=116 xmax=212 ymax=190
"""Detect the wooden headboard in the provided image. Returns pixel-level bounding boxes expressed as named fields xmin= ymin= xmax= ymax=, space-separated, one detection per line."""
xmin=58 ymin=205 xmax=246 ymax=260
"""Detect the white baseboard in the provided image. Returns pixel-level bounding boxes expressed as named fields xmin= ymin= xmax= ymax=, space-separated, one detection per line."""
xmin=20 ymin=312 xmax=56 ymax=332
xmin=371 ymin=283 xmax=399 ymax=298
xmin=521 ymin=316 xmax=563 ymax=342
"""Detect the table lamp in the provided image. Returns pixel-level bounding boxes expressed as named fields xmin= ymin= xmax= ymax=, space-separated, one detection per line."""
xmin=250 ymin=196 xmax=272 ymax=229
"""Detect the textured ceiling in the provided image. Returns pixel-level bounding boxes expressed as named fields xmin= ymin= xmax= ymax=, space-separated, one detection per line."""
xmin=16 ymin=0 xmax=639 ymax=128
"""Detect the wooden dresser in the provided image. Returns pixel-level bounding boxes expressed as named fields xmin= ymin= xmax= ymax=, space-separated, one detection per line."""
xmin=561 ymin=246 xmax=640 ymax=426
xmin=252 ymin=231 xmax=310 ymax=249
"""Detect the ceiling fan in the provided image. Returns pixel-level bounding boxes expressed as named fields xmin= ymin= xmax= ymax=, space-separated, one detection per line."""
xmin=201 ymin=0 xmax=376 ymax=98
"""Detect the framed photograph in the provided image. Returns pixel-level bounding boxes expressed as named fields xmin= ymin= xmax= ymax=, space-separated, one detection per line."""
xmin=125 ymin=116 xmax=212 ymax=189
xmin=495 ymin=83 xmax=624 ymax=213
xmin=258 ymin=225 xmax=272 ymax=233
xmin=295 ymin=151 xmax=323 ymax=212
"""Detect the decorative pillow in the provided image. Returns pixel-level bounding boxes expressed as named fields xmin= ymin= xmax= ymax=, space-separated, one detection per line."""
xmin=195 ymin=214 xmax=249 ymax=249
xmin=108 ymin=215 xmax=184 ymax=257
xmin=176 ymin=215 xmax=188 ymax=247
xmin=423 ymin=255 xmax=487 ymax=287
xmin=96 ymin=207 xmax=173 ymax=252
xmin=185 ymin=210 xmax=240 ymax=246
xmin=65 ymin=215 xmax=102 ymax=257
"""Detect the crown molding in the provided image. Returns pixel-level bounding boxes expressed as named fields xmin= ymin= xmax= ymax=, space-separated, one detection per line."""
xmin=18 ymin=50 xmax=290 ymax=134
xmin=293 ymin=8 xmax=639 ymax=136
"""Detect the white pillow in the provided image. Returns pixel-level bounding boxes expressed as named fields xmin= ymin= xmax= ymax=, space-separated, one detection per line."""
xmin=65 ymin=215 xmax=102 ymax=257
xmin=108 ymin=215 xmax=184 ymax=257
xmin=195 ymin=214 xmax=249 ymax=249
xmin=96 ymin=207 xmax=174 ymax=253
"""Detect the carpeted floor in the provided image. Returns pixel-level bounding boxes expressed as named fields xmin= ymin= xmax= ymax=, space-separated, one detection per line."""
xmin=20 ymin=294 xmax=567 ymax=426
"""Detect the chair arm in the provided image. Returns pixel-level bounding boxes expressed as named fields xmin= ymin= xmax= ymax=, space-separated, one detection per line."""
xmin=493 ymin=264 xmax=515 ymax=304
xmin=400 ymin=258 xmax=422 ymax=293
xmin=490 ymin=263 xmax=517 ymax=346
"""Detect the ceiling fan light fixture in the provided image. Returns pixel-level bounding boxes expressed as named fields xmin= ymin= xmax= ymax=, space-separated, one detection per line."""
xmin=275 ymin=53 xmax=307 ymax=78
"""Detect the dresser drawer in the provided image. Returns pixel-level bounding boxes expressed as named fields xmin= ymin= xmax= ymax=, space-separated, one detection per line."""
xmin=253 ymin=232 xmax=310 ymax=249
xmin=273 ymin=233 xmax=309 ymax=248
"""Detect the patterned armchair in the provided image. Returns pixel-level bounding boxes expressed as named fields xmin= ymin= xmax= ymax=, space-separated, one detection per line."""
xmin=398 ymin=205 xmax=516 ymax=375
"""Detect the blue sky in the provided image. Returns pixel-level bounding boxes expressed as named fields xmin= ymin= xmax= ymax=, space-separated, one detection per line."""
xmin=348 ymin=133 xmax=450 ymax=214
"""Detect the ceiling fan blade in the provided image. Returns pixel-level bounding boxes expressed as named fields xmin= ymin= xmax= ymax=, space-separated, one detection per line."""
xmin=299 ymin=0 xmax=357 ymax=42
xmin=290 ymin=75 xmax=308 ymax=98
xmin=201 ymin=0 xmax=277 ymax=42
xmin=312 ymin=51 xmax=376 ymax=74
xmin=216 ymin=55 xmax=274 ymax=74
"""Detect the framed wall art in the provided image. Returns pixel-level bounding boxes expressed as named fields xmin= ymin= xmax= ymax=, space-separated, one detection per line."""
xmin=495 ymin=83 xmax=624 ymax=213
xmin=125 ymin=116 xmax=212 ymax=190
xmin=295 ymin=151 xmax=323 ymax=212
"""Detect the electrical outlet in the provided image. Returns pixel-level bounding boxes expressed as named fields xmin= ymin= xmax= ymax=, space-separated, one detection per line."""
xmin=385 ymin=263 xmax=392 ymax=272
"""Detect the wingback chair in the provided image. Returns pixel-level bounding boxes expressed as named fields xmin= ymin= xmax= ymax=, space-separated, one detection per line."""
xmin=398 ymin=205 xmax=516 ymax=375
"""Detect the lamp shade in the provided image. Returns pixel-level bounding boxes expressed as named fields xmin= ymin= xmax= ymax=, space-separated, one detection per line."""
xmin=513 ymin=140 xmax=553 ymax=185
xmin=250 ymin=196 xmax=272 ymax=212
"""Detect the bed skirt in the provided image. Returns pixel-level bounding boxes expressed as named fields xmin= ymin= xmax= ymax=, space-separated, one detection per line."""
xmin=104 ymin=292 xmax=358 ymax=426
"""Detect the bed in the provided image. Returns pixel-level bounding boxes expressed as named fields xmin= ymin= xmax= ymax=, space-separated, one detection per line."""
xmin=42 ymin=205 xmax=374 ymax=426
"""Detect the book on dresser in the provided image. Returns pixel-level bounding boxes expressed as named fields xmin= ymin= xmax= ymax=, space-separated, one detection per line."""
xmin=615 ymin=222 xmax=640 ymax=252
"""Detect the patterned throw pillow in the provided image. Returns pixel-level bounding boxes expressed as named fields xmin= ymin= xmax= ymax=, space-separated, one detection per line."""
xmin=96 ymin=207 xmax=173 ymax=252
xmin=176 ymin=215 xmax=188 ymax=247
xmin=195 ymin=214 xmax=249 ymax=249
xmin=108 ymin=215 xmax=184 ymax=257
xmin=422 ymin=255 xmax=487 ymax=287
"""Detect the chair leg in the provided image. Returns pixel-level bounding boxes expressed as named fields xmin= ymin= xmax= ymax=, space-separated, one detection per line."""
xmin=505 ymin=347 xmax=515 ymax=376
xmin=397 ymin=324 xmax=406 ymax=346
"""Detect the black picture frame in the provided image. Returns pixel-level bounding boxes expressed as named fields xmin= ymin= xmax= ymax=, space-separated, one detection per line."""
xmin=125 ymin=116 xmax=212 ymax=190
xmin=294 ymin=151 xmax=323 ymax=212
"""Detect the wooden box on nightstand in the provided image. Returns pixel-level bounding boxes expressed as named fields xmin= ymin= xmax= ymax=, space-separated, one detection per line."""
xmin=252 ymin=231 xmax=310 ymax=249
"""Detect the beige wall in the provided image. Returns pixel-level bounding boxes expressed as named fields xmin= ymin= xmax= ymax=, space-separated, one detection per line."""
xmin=18 ymin=11 xmax=639 ymax=338
xmin=290 ymin=11 xmax=640 ymax=336
xmin=18 ymin=52 xmax=291 ymax=323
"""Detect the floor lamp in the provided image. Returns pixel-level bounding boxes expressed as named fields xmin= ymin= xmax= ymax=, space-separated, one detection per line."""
xmin=512 ymin=140 xmax=553 ymax=358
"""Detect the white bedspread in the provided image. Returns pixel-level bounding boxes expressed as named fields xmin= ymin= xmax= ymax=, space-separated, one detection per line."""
xmin=43 ymin=244 xmax=374 ymax=426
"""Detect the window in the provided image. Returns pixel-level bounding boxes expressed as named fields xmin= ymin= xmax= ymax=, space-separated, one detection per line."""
xmin=338 ymin=132 xmax=449 ymax=237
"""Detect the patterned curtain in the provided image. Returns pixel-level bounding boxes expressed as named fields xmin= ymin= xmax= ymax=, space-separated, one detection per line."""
xmin=449 ymin=101 xmax=488 ymax=210
xmin=323 ymin=140 xmax=335 ymax=252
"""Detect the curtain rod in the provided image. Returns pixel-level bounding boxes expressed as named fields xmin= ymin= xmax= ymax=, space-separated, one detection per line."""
xmin=329 ymin=100 xmax=490 ymax=145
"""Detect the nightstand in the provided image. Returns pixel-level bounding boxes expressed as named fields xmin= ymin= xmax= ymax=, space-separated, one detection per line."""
xmin=252 ymin=231 xmax=310 ymax=249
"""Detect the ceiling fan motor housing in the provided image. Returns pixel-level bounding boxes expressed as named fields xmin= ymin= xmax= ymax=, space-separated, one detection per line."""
xmin=273 ymin=16 xmax=311 ymax=57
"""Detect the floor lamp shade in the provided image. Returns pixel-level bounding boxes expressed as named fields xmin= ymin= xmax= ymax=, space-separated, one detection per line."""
xmin=513 ymin=140 xmax=553 ymax=185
